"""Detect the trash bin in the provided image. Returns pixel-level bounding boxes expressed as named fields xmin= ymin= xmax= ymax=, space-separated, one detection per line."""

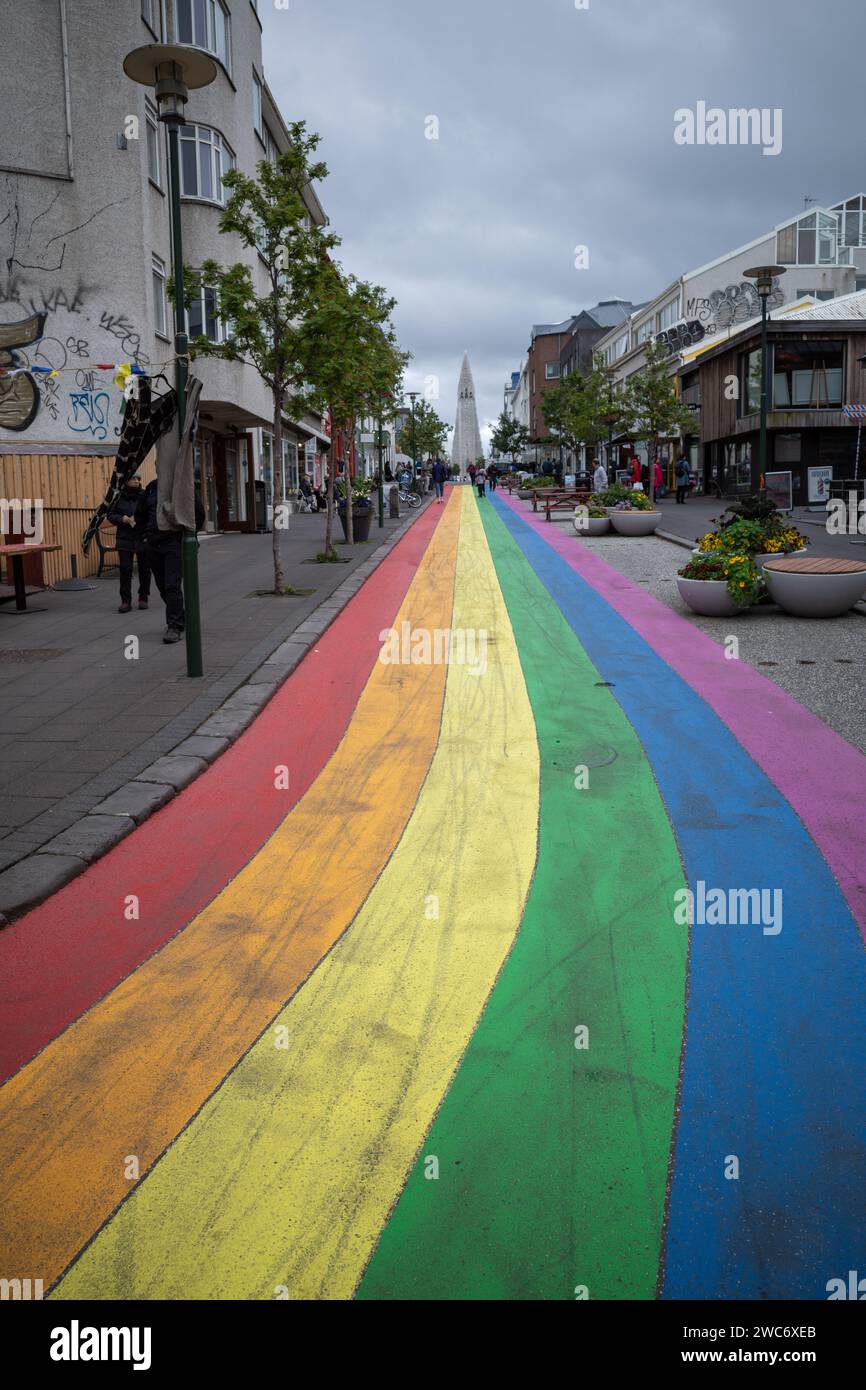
xmin=254 ymin=479 xmax=268 ymax=532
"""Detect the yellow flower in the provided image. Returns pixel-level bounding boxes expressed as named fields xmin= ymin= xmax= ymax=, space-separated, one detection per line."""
xmin=739 ymin=582 xmax=745 ymax=588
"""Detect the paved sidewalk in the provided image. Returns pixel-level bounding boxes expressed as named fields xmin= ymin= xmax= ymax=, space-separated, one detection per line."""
xmin=0 ymin=505 xmax=419 ymax=881
xmin=653 ymin=493 xmax=865 ymax=557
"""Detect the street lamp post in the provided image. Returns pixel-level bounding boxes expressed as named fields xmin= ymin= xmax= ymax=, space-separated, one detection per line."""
xmin=405 ymin=390 xmax=419 ymax=483
xmin=377 ymin=410 xmax=385 ymax=529
xmin=743 ymin=265 xmax=786 ymax=491
xmin=124 ymin=41 xmax=217 ymax=679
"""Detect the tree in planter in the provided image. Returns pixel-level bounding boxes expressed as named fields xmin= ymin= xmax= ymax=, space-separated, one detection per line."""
xmin=623 ymin=338 xmax=694 ymax=504
xmin=555 ymin=355 xmax=629 ymax=480
xmin=540 ymin=376 xmax=584 ymax=473
xmin=185 ymin=122 xmax=338 ymax=593
xmin=303 ymin=266 xmax=408 ymax=553
xmin=490 ymin=411 xmax=529 ymax=469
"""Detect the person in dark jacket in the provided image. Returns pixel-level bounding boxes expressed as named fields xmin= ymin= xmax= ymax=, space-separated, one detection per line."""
xmin=135 ymin=479 xmax=205 ymax=644
xmin=431 ymin=459 xmax=448 ymax=503
xmin=487 ymin=463 xmax=498 ymax=492
xmin=108 ymin=474 xmax=150 ymax=614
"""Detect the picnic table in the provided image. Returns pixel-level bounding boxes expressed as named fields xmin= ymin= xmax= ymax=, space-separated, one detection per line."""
xmin=530 ymin=488 xmax=592 ymax=521
xmin=0 ymin=542 xmax=62 ymax=614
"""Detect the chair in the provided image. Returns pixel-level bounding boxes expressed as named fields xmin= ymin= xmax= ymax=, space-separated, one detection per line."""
xmin=95 ymin=521 xmax=119 ymax=576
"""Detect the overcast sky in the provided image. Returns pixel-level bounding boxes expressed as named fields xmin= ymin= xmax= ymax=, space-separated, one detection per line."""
xmin=260 ymin=0 xmax=864 ymax=450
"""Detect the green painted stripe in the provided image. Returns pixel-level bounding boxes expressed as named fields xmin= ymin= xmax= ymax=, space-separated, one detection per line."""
xmin=357 ymin=497 xmax=688 ymax=1301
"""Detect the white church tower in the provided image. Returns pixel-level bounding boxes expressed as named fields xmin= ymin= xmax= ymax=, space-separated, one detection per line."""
xmin=451 ymin=352 xmax=484 ymax=474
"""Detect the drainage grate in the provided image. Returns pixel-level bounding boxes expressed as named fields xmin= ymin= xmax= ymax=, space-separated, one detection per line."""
xmin=0 ymin=648 xmax=66 ymax=663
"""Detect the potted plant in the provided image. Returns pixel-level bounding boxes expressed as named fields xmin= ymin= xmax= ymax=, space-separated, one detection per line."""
xmin=573 ymin=503 xmax=611 ymax=536
xmin=695 ymin=516 xmax=808 ymax=569
xmin=606 ymin=491 xmax=662 ymax=537
xmin=677 ymin=552 xmax=763 ymax=617
xmin=336 ymin=477 xmax=375 ymax=543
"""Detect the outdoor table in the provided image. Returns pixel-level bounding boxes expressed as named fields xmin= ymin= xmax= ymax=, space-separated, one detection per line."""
xmin=0 ymin=543 xmax=62 ymax=614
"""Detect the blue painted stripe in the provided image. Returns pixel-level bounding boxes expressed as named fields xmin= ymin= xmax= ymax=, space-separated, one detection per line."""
xmin=490 ymin=494 xmax=866 ymax=1301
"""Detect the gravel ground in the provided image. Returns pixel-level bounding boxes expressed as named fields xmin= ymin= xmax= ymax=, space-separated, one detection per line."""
xmin=553 ymin=520 xmax=866 ymax=756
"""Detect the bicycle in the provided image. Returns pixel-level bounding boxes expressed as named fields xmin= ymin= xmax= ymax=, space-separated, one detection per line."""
xmin=398 ymin=487 xmax=421 ymax=509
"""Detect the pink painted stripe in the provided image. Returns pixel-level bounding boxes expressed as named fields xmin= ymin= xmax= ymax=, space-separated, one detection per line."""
xmin=500 ymin=493 xmax=866 ymax=937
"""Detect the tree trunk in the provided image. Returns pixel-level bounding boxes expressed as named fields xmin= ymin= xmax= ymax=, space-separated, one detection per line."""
xmin=272 ymin=389 xmax=286 ymax=594
xmin=647 ymin=439 xmax=657 ymax=506
xmin=324 ymin=439 xmax=334 ymax=556
xmin=344 ymin=421 xmax=354 ymax=545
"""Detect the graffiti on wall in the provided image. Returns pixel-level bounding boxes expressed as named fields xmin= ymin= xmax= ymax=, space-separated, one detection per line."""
xmin=656 ymin=278 xmax=786 ymax=358
xmin=0 ymin=175 xmax=142 ymax=440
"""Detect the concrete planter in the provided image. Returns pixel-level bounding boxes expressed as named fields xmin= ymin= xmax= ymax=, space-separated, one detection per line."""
xmin=676 ymin=576 xmax=741 ymax=617
xmin=763 ymin=563 xmax=866 ymax=618
xmin=754 ymin=547 xmax=807 ymax=569
xmin=573 ymin=513 xmax=611 ymax=536
xmin=608 ymin=509 xmax=662 ymax=537
xmin=517 ymin=489 xmax=534 ymax=500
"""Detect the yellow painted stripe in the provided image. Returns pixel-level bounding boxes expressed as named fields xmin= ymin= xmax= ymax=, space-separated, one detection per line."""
xmin=0 ymin=495 xmax=461 ymax=1292
xmin=54 ymin=490 xmax=540 ymax=1301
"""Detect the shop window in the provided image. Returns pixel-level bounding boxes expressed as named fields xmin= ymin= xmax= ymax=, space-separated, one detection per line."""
xmin=740 ymin=348 xmax=763 ymax=415
xmin=772 ymin=342 xmax=843 ymax=408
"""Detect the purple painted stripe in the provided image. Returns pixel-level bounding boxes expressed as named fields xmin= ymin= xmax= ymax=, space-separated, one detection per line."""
xmin=500 ymin=493 xmax=866 ymax=938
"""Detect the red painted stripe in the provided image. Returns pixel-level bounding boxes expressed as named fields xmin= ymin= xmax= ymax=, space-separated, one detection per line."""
xmin=0 ymin=507 xmax=443 ymax=1083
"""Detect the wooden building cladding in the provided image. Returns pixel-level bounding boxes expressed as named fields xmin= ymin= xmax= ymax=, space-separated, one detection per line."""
xmin=0 ymin=451 xmax=156 ymax=585
xmin=692 ymin=326 xmax=866 ymax=444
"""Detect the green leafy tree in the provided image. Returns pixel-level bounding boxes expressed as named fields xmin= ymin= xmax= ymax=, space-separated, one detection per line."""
xmin=186 ymin=122 xmax=339 ymax=593
xmin=303 ymin=267 xmax=408 ymax=551
xmin=397 ymin=398 xmax=450 ymax=463
xmin=623 ymin=338 xmax=694 ymax=502
xmin=490 ymin=412 xmax=529 ymax=467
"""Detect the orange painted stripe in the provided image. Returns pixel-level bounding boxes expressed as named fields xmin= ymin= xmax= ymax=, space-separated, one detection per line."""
xmin=0 ymin=492 xmax=461 ymax=1292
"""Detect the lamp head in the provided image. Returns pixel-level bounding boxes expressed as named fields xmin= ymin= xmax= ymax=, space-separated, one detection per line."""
xmin=123 ymin=44 xmax=217 ymax=125
xmin=743 ymin=264 xmax=787 ymax=299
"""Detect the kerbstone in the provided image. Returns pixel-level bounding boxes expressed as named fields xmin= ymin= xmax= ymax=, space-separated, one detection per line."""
xmin=0 ymin=853 xmax=86 ymax=919
xmin=92 ymin=782 xmax=174 ymax=823
xmin=40 ymin=814 xmax=135 ymax=861
xmin=136 ymin=755 xmax=207 ymax=791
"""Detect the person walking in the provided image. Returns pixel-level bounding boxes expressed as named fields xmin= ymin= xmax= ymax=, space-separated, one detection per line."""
xmin=136 ymin=474 xmax=204 ymax=644
xmin=631 ymin=456 xmax=642 ymax=487
xmin=593 ymin=459 xmax=608 ymax=493
xmin=468 ymin=462 xmax=477 ymax=488
xmin=654 ymin=459 xmax=665 ymax=498
xmin=675 ymin=453 xmax=691 ymax=504
xmin=108 ymin=473 xmax=150 ymax=614
xmin=475 ymin=466 xmax=487 ymax=499
xmin=431 ymin=458 xmax=448 ymax=504
xmin=487 ymin=463 xmax=498 ymax=492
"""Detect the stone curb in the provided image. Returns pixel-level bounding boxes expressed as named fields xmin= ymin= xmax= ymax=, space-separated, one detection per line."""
xmin=0 ymin=502 xmax=429 ymax=923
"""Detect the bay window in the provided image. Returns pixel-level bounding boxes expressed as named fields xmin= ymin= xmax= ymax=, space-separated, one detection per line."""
xmin=174 ymin=0 xmax=231 ymax=72
xmin=179 ymin=124 xmax=234 ymax=204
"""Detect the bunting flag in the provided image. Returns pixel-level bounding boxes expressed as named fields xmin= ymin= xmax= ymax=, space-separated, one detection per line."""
xmin=2 ymin=487 xmax=866 ymax=1301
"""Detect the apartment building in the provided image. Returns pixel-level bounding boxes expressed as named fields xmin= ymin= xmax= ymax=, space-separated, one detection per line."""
xmin=0 ymin=0 xmax=329 ymax=579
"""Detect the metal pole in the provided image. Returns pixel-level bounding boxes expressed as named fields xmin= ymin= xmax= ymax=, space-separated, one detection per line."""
xmin=167 ymin=122 xmax=202 ymax=678
xmin=377 ymin=412 xmax=384 ymax=528
xmin=758 ymin=291 xmax=768 ymax=489
xmin=411 ymin=396 xmax=417 ymax=483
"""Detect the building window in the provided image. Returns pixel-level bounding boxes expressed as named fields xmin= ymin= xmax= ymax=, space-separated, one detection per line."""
xmin=545 ymin=361 xmax=560 ymax=380
xmin=657 ymin=299 xmax=680 ymax=332
xmin=253 ymin=69 xmax=263 ymax=139
xmin=831 ymin=195 xmax=866 ymax=249
xmin=264 ymin=124 xmax=280 ymax=164
xmin=637 ymin=320 xmax=654 ymax=343
xmin=741 ymin=348 xmax=762 ymax=415
xmin=152 ymin=255 xmax=168 ymax=338
xmin=145 ymin=101 xmax=162 ymax=187
xmin=179 ymin=124 xmax=234 ymax=204
xmin=772 ymin=341 xmax=844 ymax=408
xmin=174 ymin=0 xmax=231 ymax=72
xmin=141 ymin=0 xmax=161 ymax=36
xmin=796 ymin=289 xmax=835 ymax=301
xmin=188 ymin=283 xmax=223 ymax=343
xmin=777 ymin=210 xmax=847 ymax=266
xmin=857 ymin=276 xmax=866 ymax=292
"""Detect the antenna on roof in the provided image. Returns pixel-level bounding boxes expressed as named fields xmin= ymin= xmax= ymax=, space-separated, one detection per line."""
xmin=804 ymin=195 xmax=818 ymax=209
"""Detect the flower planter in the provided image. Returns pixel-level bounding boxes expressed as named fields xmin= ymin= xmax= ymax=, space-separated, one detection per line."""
xmin=608 ymin=510 xmax=662 ymax=537
xmin=517 ymin=489 xmax=533 ymax=501
xmin=754 ymin=547 xmax=807 ymax=569
xmin=676 ymin=576 xmax=741 ymax=617
xmin=338 ymin=505 xmax=373 ymax=543
xmin=573 ymin=513 xmax=611 ymax=536
xmin=763 ymin=558 xmax=866 ymax=617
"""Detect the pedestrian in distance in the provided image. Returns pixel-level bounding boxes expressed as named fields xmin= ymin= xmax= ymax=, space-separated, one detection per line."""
xmin=108 ymin=472 xmax=150 ymax=614
xmin=468 ymin=462 xmax=477 ymax=487
xmin=475 ymin=467 xmax=487 ymax=499
xmin=675 ymin=453 xmax=691 ymax=504
xmin=487 ymin=463 xmax=498 ymax=492
xmin=631 ymin=456 xmax=642 ymax=486
xmin=136 ymin=475 xmax=205 ymax=644
xmin=654 ymin=459 xmax=665 ymax=498
xmin=593 ymin=459 xmax=608 ymax=493
xmin=431 ymin=458 xmax=448 ymax=503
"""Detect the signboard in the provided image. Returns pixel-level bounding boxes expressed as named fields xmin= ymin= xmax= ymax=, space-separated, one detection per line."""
xmin=808 ymin=466 xmax=833 ymax=505
xmin=616 ymin=470 xmax=629 ymax=486
xmin=765 ymin=470 xmax=793 ymax=512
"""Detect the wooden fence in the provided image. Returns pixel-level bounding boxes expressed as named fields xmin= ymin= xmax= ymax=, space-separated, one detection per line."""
xmin=0 ymin=451 xmax=155 ymax=585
